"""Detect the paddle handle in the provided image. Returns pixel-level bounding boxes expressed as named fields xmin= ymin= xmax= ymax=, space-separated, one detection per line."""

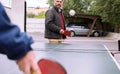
xmin=32 ymin=71 xmax=36 ymax=74
xmin=31 ymin=70 xmax=36 ymax=74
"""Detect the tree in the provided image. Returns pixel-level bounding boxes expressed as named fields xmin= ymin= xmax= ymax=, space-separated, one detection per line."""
xmin=63 ymin=0 xmax=94 ymax=14
xmin=90 ymin=0 xmax=120 ymax=32
xmin=47 ymin=0 xmax=120 ymax=32
xmin=47 ymin=0 xmax=93 ymax=14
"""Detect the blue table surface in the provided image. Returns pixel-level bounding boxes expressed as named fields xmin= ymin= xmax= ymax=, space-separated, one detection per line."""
xmin=0 ymin=43 xmax=120 ymax=74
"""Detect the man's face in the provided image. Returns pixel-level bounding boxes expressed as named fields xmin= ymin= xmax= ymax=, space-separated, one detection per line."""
xmin=54 ymin=0 xmax=63 ymax=8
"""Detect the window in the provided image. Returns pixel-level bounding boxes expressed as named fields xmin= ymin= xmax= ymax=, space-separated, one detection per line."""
xmin=1 ymin=0 xmax=12 ymax=8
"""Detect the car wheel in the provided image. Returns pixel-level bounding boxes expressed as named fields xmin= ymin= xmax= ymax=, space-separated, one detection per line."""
xmin=70 ymin=31 xmax=75 ymax=37
xmin=93 ymin=31 xmax=100 ymax=37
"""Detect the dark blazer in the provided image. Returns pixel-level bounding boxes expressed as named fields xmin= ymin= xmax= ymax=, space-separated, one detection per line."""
xmin=45 ymin=6 xmax=66 ymax=39
xmin=0 ymin=3 xmax=33 ymax=60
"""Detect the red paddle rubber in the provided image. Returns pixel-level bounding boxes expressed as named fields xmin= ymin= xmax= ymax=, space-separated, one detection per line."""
xmin=38 ymin=58 xmax=67 ymax=74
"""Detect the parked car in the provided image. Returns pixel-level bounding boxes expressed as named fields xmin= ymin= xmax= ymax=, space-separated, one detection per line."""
xmin=66 ymin=22 xmax=103 ymax=37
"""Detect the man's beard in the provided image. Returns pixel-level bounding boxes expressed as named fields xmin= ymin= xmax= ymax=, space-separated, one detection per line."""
xmin=56 ymin=4 xmax=61 ymax=8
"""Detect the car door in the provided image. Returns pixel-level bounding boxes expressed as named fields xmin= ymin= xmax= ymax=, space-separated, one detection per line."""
xmin=76 ymin=25 xmax=89 ymax=35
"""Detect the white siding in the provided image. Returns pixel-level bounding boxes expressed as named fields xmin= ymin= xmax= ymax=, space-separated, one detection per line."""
xmin=3 ymin=0 xmax=25 ymax=32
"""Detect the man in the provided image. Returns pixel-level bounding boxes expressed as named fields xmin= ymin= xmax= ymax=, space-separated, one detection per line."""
xmin=45 ymin=0 xmax=66 ymax=43
xmin=0 ymin=2 xmax=41 ymax=74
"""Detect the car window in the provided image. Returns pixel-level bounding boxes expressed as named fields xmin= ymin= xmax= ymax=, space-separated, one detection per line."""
xmin=66 ymin=22 xmax=90 ymax=29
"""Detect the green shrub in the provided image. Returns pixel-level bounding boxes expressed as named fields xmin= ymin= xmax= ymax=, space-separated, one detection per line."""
xmin=27 ymin=13 xmax=35 ymax=18
xmin=35 ymin=11 xmax=45 ymax=18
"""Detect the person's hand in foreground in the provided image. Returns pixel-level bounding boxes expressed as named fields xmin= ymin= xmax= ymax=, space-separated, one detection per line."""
xmin=16 ymin=51 xmax=41 ymax=74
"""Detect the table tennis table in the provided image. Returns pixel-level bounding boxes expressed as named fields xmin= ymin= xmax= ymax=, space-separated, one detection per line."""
xmin=0 ymin=43 xmax=120 ymax=74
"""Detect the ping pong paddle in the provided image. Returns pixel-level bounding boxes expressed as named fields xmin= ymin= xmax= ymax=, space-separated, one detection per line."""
xmin=63 ymin=30 xmax=71 ymax=36
xmin=32 ymin=58 xmax=67 ymax=74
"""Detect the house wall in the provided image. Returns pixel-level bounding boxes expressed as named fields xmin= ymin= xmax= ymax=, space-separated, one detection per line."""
xmin=3 ymin=0 xmax=25 ymax=32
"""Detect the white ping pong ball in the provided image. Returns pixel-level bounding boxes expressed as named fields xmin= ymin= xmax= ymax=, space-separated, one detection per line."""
xmin=69 ymin=9 xmax=75 ymax=16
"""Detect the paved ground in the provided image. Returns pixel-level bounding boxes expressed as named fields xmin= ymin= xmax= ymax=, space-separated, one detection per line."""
xmin=0 ymin=31 xmax=119 ymax=74
xmin=26 ymin=18 xmax=120 ymax=65
xmin=0 ymin=18 xmax=119 ymax=74
xmin=28 ymin=32 xmax=120 ymax=66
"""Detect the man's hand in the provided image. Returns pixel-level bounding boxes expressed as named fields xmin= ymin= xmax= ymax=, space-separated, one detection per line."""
xmin=60 ymin=29 xmax=71 ymax=36
xmin=16 ymin=51 xmax=41 ymax=74
xmin=60 ymin=29 xmax=64 ymax=34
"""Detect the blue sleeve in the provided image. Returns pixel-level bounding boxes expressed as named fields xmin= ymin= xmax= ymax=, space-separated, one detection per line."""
xmin=0 ymin=3 xmax=34 ymax=60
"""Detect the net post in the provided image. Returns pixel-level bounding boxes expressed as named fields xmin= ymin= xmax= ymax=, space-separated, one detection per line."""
xmin=118 ymin=40 xmax=120 ymax=51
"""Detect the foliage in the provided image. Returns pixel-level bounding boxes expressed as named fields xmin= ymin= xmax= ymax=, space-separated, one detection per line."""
xmin=47 ymin=0 xmax=120 ymax=32
xmin=27 ymin=11 xmax=45 ymax=18
xmin=90 ymin=0 xmax=120 ymax=32
xmin=48 ymin=0 xmax=53 ymax=6
xmin=63 ymin=0 xmax=83 ymax=14
xmin=27 ymin=13 xmax=35 ymax=18
xmin=35 ymin=11 xmax=45 ymax=18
